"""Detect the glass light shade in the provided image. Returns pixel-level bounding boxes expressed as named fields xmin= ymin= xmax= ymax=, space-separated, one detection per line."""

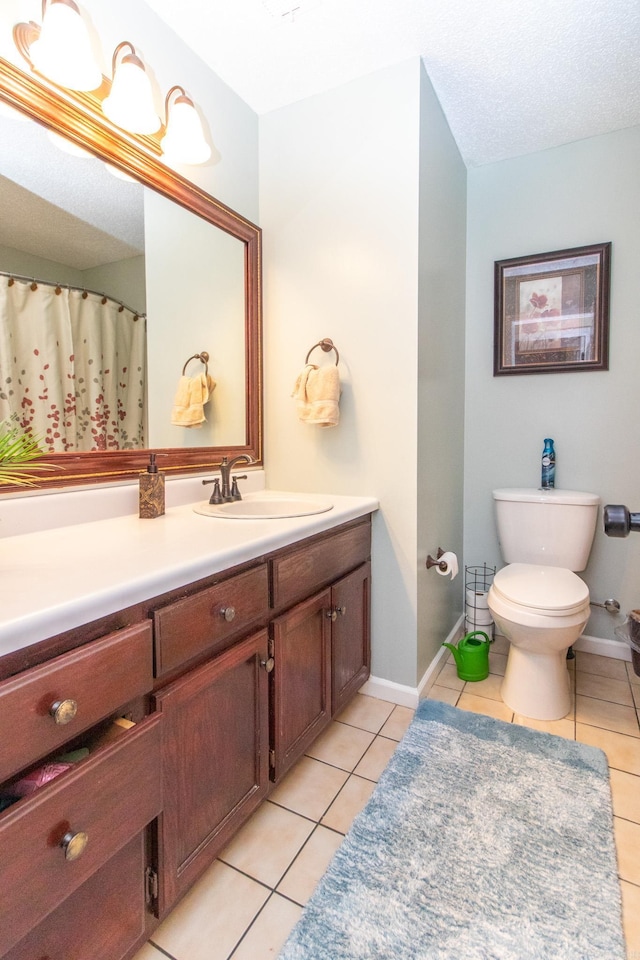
xmin=161 ymin=96 xmax=211 ymax=165
xmin=29 ymin=0 xmax=102 ymax=91
xmin=102 ymin=56 xmax=160 ymax=135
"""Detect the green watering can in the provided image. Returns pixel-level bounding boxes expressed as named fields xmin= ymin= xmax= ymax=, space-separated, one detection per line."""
xmin=442 ymin=631 xmax=491 ymax=681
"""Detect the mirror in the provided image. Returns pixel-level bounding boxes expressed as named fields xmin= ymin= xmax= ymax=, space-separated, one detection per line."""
xmin=0 ymin=55 xmax=262 ymax=488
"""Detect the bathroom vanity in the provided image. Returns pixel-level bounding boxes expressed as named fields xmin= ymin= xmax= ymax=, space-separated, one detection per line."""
xmin=0 ymin=493 xmax=376 ymax=959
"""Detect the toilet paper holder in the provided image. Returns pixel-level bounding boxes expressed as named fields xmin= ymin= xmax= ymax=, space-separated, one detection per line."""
xmin=426 ymin=548 xmax=448 ymax=571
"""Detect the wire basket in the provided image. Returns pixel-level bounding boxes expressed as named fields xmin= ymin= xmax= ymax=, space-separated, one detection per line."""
xmin=464 ymin=564 xmax=496 ymax=639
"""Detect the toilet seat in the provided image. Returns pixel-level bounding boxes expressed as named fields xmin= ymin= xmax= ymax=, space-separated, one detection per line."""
xmin=492 ymin=563 xmax=589 ymax=617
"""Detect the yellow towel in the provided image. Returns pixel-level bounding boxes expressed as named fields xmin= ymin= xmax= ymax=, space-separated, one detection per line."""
xmin=171 ymin=373 xmax=216 ymax=428
xmin=291 ymin=363 xmax=340 ymax=427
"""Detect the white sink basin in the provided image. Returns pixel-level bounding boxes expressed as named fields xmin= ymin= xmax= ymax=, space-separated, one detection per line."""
xmin=193 ymin=493 xmax=334 ymax=520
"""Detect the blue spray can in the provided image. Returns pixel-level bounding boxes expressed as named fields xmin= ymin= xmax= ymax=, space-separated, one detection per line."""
xmin=541 ymin=438 xmax=555 ymax=489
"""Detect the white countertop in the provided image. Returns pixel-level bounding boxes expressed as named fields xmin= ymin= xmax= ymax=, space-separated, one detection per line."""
xmin=0 ymin=492 xmax=378 ymax=658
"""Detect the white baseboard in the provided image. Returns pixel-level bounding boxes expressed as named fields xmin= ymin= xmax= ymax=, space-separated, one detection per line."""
xmin=359 ymin=676 xmax=420 ymax=709
xmin=361 ymin=624 xmax=634 ymax=709
xmin=361 ymin=616 xmax=465 ymax=710
xmin=574 ymin=634 xmax=631 ymax=662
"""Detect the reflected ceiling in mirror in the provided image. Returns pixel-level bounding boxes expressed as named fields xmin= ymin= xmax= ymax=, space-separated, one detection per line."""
xmin=0 ymin=56 xmax=262 ymax=489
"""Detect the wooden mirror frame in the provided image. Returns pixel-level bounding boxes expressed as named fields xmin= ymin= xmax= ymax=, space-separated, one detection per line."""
xmin=0 ymin=56 xmax=262 ymax=489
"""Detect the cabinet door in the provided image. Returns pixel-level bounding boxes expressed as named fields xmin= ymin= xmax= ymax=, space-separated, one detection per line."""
xmin=271 ymin=590 xmax=332 ymax=782
xmin=331 ymin=562 xmax=371 ymax=716
xmin=153 ymin=630 xmax=270 ymax=916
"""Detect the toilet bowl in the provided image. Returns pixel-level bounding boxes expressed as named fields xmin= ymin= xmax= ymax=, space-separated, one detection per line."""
xmin=488 ymin=563 xmax=590 ymax=719
xmin=489 ymin=487 xmax=599 ymax=720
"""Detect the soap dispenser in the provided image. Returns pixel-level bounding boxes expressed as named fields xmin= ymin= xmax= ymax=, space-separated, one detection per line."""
xmin=139 ymin=453 xmax=165 ymax=518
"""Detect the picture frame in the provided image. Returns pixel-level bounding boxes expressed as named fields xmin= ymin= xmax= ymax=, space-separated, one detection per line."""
xmin=494 ymin=242 xmax=611 ymax=376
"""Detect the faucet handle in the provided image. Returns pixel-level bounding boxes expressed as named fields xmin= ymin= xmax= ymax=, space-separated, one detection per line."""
xmin=201 ymin=477 xmax=223 ymax=504
xmin=230 ymin=475 xmax=247 ymax=501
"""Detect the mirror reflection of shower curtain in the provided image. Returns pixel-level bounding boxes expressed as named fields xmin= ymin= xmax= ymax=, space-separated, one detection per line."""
xmin=0 ymin=278 xmax=147 ymax=452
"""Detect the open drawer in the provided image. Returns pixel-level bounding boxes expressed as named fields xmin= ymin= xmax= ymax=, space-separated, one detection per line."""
xmin=0 ymin=622 xmax=154 ymax=784
xmin=0 ymin=713 xmax=162 ymax=957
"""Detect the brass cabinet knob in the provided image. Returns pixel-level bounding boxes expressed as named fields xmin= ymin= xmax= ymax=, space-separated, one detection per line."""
xmin=60 ymin=830 xmax=89 ymax=861
xmin=49 ymin=699 xmax=78 ymax=725
xmin=336 ymin=605 xmax=347 ymax=617
xmin=220 ymin=606 xmax=236 ymax=622
xmin=260 ymin=657 xmax=275 ymax=673
xmin=326 ymin=609 xmax=337 ymax=622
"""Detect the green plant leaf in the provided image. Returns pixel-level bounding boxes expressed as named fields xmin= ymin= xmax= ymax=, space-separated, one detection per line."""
xmin=0 ymin=417 xmax=61 ymax=487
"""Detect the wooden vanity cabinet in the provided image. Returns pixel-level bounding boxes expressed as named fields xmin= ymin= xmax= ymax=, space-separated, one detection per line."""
xmin=151 ymin=516 xmax=372 ymax=916
xmin=270 ymin=561 xmax=371 ymax=780
xmin=269 ymin=519 xmax=372 ymax=778
xmin=5 ymin=834 xmax=151 ymax=960
xmin=0 ymin=623 xmax=160 ymax=960
xmin=330 ymin=560 xmax=371 ymax=716
xmin=153 ymin=629 xmax=270 ymax=916
xmin=0 ymin=513 xmax=372 ymax=956
xmin=271 ymin=589 xmax=332 ymax=781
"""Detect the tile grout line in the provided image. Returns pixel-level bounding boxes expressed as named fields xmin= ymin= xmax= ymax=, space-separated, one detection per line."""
xmin=224 ymin=890 xmax=276 ymax=960
xmin=222 ymin=822 xmax=349 ymax=960
xmin=147 ymin=941 xmax=178 ymax=960
xmin=142 ymin=657 xmax=639 ymax=960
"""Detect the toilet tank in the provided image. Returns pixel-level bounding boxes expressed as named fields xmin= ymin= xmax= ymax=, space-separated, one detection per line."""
xmin=493 ymin=488 xmax=600 ymax=571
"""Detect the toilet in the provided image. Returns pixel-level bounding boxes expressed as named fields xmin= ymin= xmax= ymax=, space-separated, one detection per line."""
xmin=487 ymin=488 xmax=600 ymax=721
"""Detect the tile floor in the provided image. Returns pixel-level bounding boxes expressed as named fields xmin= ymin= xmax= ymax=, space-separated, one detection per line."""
xmin=134 ymin=636 xmax=640 ymax=960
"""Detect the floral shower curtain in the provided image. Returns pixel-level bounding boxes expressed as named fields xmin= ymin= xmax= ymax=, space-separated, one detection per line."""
xmin=0 ymin=277 xmax=147 ymax=452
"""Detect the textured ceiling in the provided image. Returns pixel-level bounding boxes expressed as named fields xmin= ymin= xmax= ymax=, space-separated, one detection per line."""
xmin=142 ymin=0 xmax=640 ymax=166
xmin=0 ymin=111 xmax=144 ymax=271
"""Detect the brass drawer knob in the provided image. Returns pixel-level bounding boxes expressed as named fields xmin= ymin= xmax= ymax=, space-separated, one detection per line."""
xmin=49 ymin=699 xmax=78 ymax=725
xmin=60 ymin=830 xmax=89 ymax=861
xmin=260 ymin=656 xmax=275 ymax=673
xmin=220 ymin=605 xmax=236 ymax=623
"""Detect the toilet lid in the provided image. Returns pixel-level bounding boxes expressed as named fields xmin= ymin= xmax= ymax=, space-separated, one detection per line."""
xmin=493 ymin=563 xmax=589 ymax=614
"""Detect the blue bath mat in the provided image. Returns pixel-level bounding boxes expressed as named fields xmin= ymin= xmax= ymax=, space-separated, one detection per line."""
xmin=279 ymin=700 xmax=624 ymax=960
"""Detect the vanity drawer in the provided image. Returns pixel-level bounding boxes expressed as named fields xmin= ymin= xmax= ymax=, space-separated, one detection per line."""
xmin=153 ymin=563 xmax=269 ymax=676
xmin=0 ymin=622 xmax=153 ymax=784
xmin=272 ymin=519 xmax=371 ymax=610
xmin=0 ymin=713 xmax=162 ymax=958
xmin=5 ymin=833 xmax=149 ymax=960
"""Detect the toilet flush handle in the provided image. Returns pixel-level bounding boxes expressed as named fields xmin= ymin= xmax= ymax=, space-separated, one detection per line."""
xmin=590 ymin=598 xmax=621 ymax=614
xmin=603 ymin=504 xmax=640 ymax=538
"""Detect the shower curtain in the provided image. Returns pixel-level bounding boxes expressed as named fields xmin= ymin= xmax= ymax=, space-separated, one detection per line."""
xmin=0 ymin=278 xmax=147 ymax=452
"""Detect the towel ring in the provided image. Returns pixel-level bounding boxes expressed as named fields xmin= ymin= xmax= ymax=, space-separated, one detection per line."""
xmin=182 ymin=351 xmax=210 ymax=376
xmin=305 ymin=338 xmax=340 ymax=366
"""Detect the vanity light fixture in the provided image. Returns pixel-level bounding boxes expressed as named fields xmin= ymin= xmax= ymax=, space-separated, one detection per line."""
xmin=13 ymin=3 xmax=211 ymax=164
xmin=102 ymin=42 xmax=161 ymax=135
xmin=23 ymin=0 xmax=101 ymax=92
xmin=160 ymin=86 xmax=211 ymax=166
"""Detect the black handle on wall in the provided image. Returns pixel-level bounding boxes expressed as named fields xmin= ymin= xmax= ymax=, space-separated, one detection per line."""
xmin=603 ymin=504 xmax=640 ymax=538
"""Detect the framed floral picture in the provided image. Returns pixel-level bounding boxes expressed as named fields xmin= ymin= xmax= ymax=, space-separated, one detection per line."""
xmin=493 ymin=242 xmax=611 ymax=375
